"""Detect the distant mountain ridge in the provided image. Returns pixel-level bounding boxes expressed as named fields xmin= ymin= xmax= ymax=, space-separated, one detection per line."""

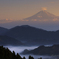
xmin=0 ymin=35 xmax=24 ymax=46
xmin=24 ymin=10 xmax=59 ymax=21
xmin=21 ymin=44 xmax=59 ymax=55
xmin=0 ymin=10 xmax=59 ymax=31
xmin=0 ymin=11 xmax=59 ymax=46
xmin=0 ymin=27 xmax=8 ymax=35
xmin=4 ymin=25 xmax=59 ymax=45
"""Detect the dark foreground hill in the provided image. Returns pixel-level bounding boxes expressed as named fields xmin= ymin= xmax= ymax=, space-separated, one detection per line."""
xmin=0 ymin=35 xmax=23 ymax=46
xmin=0 ymin=27 xmax=8 ymax=35
xmin=5 ymin=25 xmax=59 ymax=45
xmin=0 ymin=46 xmax=22 ymax=59
xmin=21 ymin=44 xmax=59 ymax=55
xmin=0 ymin=46 xmax=35 ymax=59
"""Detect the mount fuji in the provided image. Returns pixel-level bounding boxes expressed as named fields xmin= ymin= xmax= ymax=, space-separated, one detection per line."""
xmin=24 ymin=10 xmax=59 ymax=21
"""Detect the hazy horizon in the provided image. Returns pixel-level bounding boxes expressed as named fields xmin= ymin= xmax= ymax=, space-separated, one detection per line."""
xmin=0 ymin=0 xmax=59 ymax=31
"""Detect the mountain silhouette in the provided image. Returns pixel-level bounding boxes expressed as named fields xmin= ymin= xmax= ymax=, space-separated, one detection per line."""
xmin=0 ymin=35 xmax=24 ymax=46
xmin=21 ymin=44 xmax=59 ymax=55
xmin=24 ymin=10 xmax=59 ymax=21
xmin=0 ymin=11 xmax=59 ymax=31
xmin=5 ymin=25 xmax=59 ymax=45
xmin=0 ymin=27 xmax=8 ymax=35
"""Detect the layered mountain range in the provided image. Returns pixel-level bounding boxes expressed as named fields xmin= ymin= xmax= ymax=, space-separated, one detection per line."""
xmin=0 ymin=10 xmax=59 ymax=31
xmin=0 ymin=10 xmax=59 ymax=46
xmin=0 ymin=35 xmax=23 ymax=46
xmin=0 ymin=27 xmax=8 ymax=35
xmin=5 ymin=25 xmax=59 ymax=45
xmin=21 ymin=44 xmax=59 ymax=55
xmin=0 ymin=25 xmax=59 ymax=46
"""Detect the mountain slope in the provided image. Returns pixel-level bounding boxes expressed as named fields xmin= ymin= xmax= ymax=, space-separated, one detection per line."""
xmin=0 ymin=46 xmax=23 ymax=59
xmin=0 ymin=27 xmax=8 ymax=35
xmin=5 ymin=25 xmax=59 ymax=45
xmin=5 ymin=25 xmax=47 ymax=40
xmin=21 ymin=44 xmax=59 ymax=55
xmin=0 ymin=35 xmax=23 ymax=46
xmin=24 ymin=10 xmax=59 ymax=21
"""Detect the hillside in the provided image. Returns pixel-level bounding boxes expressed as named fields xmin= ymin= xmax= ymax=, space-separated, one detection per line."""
xmin=0 ymin=27 xmax=8 ymax=35
xmin=0 ymin=46 xmax=35 ymax=59
xmin=5 ymin=25 xmax=59 ymax=45
xmin=21 ymin=44 xmax=59 ymax=55
xmin=0 ymin=35 xmax=24 ymax=46
xmin=0 ymin=46 xmax=23 ymax=59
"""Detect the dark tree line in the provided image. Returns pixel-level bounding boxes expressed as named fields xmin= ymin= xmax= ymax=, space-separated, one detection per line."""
xmin=0 ymin=46 xmax=22 ymax=59
xmin=0 ymin=46 xmax=42 ymax=59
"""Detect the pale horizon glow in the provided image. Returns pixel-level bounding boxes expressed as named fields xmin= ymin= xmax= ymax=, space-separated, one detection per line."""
xmin=0 ymin=0 xmax=59 ymax=20
xmin=0 ymin=0 xmax=59 ymax=31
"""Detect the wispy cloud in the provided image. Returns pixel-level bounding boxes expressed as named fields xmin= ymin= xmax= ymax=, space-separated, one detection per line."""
xmin=41 ymin=7 xmax=47 ymax=11
xmin=53 ymin=18 xmax=58 ymax=21
xmin=0 ymin=19 xmax=13 ymax=24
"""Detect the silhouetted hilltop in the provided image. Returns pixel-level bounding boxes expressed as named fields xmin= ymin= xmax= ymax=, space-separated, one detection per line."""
xmin=0 ymin=46 xmax=35 ymax=59
xmin=0 ymin=27 xmax=8 ymax=35
xmin=5 ymin=25 xmax=59 ymax=45
xmin=0 ymin=46 xmax=23 ymax=59
xmin=21 ymin=44 xmax=59 ymax=55
xmin=5 ymin=25 xmax=48 ymax=39
xmin=0 ymin=35 xmax=24 ymax=46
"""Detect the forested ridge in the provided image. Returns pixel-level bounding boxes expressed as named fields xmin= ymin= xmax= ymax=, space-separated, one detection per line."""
xmin=0 ymin=46 xmax=42 ymax=59
xmin=21 ymin=45 xmax=59 ymax=55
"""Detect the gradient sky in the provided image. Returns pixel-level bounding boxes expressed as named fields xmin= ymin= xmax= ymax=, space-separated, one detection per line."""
xmin=0 ymin=0 xmax=59 ymax=31
xmin=0 ymin=0 xmax=59 ymax=20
